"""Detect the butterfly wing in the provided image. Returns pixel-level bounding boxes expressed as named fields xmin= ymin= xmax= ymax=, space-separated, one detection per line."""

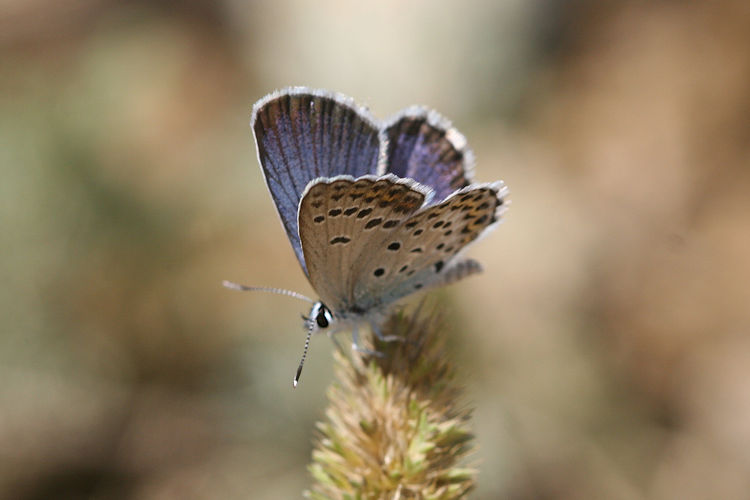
xmin=382 ymin=108 xmax=473 ymax=203
xmin=299 ymin=175 xmax=508 ymax=314
xmin=348 ymin=182 xmax=507 ymax=311
xmin=252 ymin=88 xmax=381 ymax=274
xmin=297 ymin=175 xmax=431 ymax=312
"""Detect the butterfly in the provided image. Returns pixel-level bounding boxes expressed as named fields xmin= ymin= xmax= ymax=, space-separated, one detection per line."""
xmin=225 ymin=87 xmax=508 ymax=386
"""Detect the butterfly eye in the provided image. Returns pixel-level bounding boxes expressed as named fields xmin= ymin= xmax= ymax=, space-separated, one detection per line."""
xmin=316 ymin=304 xmax=332 ymax=328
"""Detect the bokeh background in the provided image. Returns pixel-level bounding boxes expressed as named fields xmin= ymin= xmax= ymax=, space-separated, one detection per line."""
xmin=3 ymin=1 xmax=750 ymax=498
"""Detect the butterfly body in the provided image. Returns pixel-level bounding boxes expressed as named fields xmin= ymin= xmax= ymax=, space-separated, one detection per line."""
xmin=233 ymin=87 xmax=508 ymax=385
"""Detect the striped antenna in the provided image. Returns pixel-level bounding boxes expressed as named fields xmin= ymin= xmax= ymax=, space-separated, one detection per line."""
xmin=222 ymin=280 xmax=314 ymax=303
xmin=293 ymin=322 xmax=314 ymax=388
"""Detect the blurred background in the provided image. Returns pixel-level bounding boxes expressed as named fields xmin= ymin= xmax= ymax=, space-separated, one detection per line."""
xmin=2 ymin=0 xmax=750 ymax=498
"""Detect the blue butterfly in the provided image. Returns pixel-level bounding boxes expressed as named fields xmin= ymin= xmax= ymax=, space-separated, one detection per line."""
xmin=225 ymin=87 xmax=508 ymax=386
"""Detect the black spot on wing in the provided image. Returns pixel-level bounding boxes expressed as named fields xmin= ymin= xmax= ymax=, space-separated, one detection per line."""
xmin=365 ymin=217 xmax=382 ymax=229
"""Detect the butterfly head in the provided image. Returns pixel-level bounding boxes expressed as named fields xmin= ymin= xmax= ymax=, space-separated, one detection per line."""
xmin=304 ymin=301 xmax=335 ymax=333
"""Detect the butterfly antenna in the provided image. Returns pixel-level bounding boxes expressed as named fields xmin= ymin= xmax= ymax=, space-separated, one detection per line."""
xmin=222 ymin=281 xmax=314 ymax=303
xmin=294 ymin=322 xmax=314 ymax=388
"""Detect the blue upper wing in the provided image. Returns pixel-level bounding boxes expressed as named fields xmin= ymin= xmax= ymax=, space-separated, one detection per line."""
xmin=252 ymin=88 xmax=381 ymax=275
xmin=382 ymin=108 xmax=472 ymax=204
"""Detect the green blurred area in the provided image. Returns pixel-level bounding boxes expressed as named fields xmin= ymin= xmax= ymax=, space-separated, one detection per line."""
xmin=2 ymin=1 xmax=750 ymax=498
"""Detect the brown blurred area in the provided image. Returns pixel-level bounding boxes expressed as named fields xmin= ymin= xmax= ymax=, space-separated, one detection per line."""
xmin=2 ymin=1 xmax=750 ymax=498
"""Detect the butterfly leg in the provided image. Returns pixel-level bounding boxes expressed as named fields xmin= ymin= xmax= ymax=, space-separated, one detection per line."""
xmin=371 ymin=323 xmax=402 ymax=343
xmin=327 ymin=330 xmax=347 ymax=356
xmin=351 ymin=325 xmax=384 ymax=357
